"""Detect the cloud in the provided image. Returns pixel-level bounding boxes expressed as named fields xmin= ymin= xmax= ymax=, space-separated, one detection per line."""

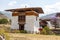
xmin=44 ymin=2 xmax=60 ymax=13
xmin=8 ymin=1 xmax=17 ymax=6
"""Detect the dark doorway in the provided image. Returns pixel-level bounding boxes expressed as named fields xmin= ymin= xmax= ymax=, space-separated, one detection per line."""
xmin=19 ymin=24 xmax=24 ymax=30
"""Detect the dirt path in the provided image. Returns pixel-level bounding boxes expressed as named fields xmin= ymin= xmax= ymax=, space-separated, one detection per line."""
xmin=8 ymin=33 xmax=60 ymax=40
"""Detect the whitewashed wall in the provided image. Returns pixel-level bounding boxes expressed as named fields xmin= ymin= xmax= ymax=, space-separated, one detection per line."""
xmin=47 ymin=21 xmax=54 ymax=29
xmin=25 ymin=16 xmax=39 ymax=33
xmin=34 ymin=17 xmax=40 ymax=33
xmin=11 ymin=16 xmax=19 ymax=29
xmin=25 ymin=16 xmax=34 ymax=33
xmin=11 ymin=15 xmax=40 ymax=33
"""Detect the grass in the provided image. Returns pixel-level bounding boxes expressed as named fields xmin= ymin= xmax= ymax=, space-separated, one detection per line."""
xmin=0 ymin=24 xmax=60 ymax=40
xmin=0 ymin=29 xmax=10 ymax=40
xmin=9 ymin=33 xmax=60 ymax=40
xmin=0 ymin=24 xmax=10 ymax=40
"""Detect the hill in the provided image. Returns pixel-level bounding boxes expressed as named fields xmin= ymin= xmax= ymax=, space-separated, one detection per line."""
xmin=0 ymin=11 xmax=9 ymax=19
xmin=39 ymin=13 xmax=60 ymax=19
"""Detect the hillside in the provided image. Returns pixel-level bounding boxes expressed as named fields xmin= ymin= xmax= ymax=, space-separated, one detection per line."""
xmin=0 ymin=12 xmax=9 ymax=19
xmin=0 ymin=11 xmax=12 ymax=19
xmin=39 ymin=13 xmax=60 ymax=19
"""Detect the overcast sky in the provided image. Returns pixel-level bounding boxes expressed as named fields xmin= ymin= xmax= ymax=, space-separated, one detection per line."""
xmin=0 ymin=0 xmax=60 ymax=14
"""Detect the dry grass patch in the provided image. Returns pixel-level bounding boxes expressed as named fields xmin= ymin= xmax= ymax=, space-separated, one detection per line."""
xmin=8 ymin=33 xmax=60 ymax=40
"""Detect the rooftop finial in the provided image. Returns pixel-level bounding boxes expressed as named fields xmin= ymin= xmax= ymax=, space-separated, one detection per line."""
xmin=25 ymin=5 xmax=27 ymax=8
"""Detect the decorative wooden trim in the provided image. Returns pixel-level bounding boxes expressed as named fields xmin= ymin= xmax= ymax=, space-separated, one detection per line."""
xmin=25 ymin=11 xmax=39 ymax=16
xmin=12 ymin=12 xmax=19 ymax=16
xmin=12 ymin=11 xmax=39 ymax=16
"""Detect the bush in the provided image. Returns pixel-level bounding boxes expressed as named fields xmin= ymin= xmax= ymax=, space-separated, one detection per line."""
xmin=44 ymin=26 xmax=51 ymax=35
xmin=0 ymin=19 xmax=8 ymax=24
xmin=10 ymin=29 xmax=27 ymax=33
xmin=40 ymin=28 xmax=46 ymax=35
xmin=20 ymin=30 xmax=27 ymax=33
xmin=40 ymin=26 xmax=55 ymax=35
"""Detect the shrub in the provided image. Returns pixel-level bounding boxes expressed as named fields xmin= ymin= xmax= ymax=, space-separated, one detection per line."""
xmin=44 ymin=26 xmax=50 ymax=35
xmin=0 ymin=19 xmax=8 ymax=24
xmin=40 ymin=26 xmax=55 ymax=35
xmin=40 ymin=28 xmax=46 ymax=35
xmin=20 ymin=30 xmax=27 ymax=33
xmin=10 ymin=29 xmax=27 ymax=33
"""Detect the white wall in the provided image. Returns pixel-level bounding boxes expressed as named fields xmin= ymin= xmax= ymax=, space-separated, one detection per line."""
xmin=25 ymin=16 xmax=34 ymax=33
xmin=25 ymin=15 xmax=39 ymax=33
xmin=34 ymin=17 xmax=40 ymax=33
xmin=11 ymin=15 xmax=40 ymax=33
xmin=11 ymin=16 xmax=19 ymax=29
xmin=47 ymin=21 xmax=54 ymax=29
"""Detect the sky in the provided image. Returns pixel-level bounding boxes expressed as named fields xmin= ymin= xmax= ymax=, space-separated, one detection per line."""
xmin=0 ymin=0 xmax=60 ymax=14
